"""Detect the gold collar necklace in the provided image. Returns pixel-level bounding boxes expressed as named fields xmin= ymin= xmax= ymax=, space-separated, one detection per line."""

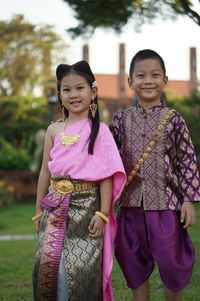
xmin=60 ymin=119 xmax=88 ymax=146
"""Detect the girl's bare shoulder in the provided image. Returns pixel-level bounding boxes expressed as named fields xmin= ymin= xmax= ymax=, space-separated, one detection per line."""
xmin=47 ymin=121 xmax=66 ymax=138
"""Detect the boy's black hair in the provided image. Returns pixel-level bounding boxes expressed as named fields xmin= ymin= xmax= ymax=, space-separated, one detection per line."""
xmin=129 ymin=49 xmax=166 ymax=77
xmin=56 ymin=60 xmax=99 ymax=155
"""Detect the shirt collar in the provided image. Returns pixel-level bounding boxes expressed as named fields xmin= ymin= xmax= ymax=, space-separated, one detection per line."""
xmin=136 ymin=102 xmax=165 ymax=114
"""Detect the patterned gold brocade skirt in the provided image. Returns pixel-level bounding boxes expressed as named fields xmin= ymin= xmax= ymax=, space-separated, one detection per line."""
xmin=33 ymin=179 xmax=103 ymax=301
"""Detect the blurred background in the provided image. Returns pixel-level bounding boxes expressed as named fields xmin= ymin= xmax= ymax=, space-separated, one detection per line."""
xmin=0 ymin=1 xmax=200 ymax=300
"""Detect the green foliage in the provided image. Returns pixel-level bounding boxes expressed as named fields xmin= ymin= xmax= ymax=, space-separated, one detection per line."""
xmin=167 ymin=91 xmax=200 ymax=162
xmin=63 ymin=0 xmax=200 ymax=37
xmin=0 ymin=14 xmax=67 ymax=96
xmin=0 ymin=95 xmax=48 ymax=170
xmin=0 ymin=181 xmax=15 ymax=209
xmin=0 ymin=95 xmax=48 ymax=148
xmin=0 ymin=137 xmax=31 ymax=170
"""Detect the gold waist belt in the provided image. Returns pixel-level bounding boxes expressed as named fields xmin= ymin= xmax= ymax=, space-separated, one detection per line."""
xmin=51 ymin=179 xmax=98 ymax=194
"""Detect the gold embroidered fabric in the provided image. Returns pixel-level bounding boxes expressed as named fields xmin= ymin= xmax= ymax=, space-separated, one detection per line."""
xmin=110 ymin=105 xmax=174 ymax=210
xmin=124 ymin=109 xmax=175 ymax=191
xmin=33 ymin=179 xmax=102 ymax=301
xmin=110 ymin=104 xmax=200 ymax=210
xmin=63 ymin=189 xmax=102 ymax=300
xmin=51 ymin=179 xmax=98 ymax=194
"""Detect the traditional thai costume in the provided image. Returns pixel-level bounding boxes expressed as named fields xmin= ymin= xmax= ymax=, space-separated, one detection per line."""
xmin=110 ymin=103 xmax=200 ymax=291
xmin=33 ymin=118 xmax=126 ymax=301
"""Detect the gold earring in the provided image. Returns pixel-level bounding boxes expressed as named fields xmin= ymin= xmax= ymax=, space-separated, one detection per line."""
xmin=90 ymin=99 xmax=97 ymax=118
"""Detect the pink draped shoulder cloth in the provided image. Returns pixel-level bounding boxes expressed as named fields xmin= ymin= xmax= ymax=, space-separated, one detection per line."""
xmin=48 ymin=119 xmax=126 ymax=301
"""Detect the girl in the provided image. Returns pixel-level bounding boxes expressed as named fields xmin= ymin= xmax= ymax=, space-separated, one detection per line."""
xmin=110 ymin=49 xmax=200 ymax=301
xmin=32 ymin=60 xmax=126 ymax=301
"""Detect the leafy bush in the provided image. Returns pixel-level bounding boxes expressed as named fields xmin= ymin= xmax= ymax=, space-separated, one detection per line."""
xmin=0 ymin=95 xmax=48 ymax=148
xmin=0 ymin=95 xmax=48 ymax=170
xmin=0 ymin=137 xmax=31 ymax=170
xmin=167 ymin=91 xmax=200 ymax=162
xmin=0 ymin=180 xmax=15 ymax=208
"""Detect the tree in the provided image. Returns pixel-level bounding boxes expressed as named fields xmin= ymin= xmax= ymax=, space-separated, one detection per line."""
xmin=63 ymin=0 xmax=200 ymax=37
xmin=0 ymin=15 xmax=67 ymax=96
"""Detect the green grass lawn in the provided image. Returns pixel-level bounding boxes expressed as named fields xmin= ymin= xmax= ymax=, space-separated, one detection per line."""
xmin=0 ymin=203 xmax=35 ymax=236
xmin=0 ymin=203 xmax=200 ymax=300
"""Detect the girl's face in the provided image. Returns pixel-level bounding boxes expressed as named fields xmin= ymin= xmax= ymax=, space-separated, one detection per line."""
xmin=59 ymin=73 xmax=97 ymax=118
xmin=128 ymin=58 xmax=168 ymax=108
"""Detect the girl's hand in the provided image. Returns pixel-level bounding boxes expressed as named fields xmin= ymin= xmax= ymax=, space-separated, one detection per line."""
xmin=180 ymin=201 xmax=196 ymax=229
xmin=34 ymin=219 xmax=41 ymax=233
xmin=88 ymin=215 xmax=106 ymax=238
xmin=33 ymin=209 xmax=43 ymax=233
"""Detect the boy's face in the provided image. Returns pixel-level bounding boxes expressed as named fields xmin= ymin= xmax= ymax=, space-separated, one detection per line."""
xmin=128 ymin=58 xmax=168 ymax=107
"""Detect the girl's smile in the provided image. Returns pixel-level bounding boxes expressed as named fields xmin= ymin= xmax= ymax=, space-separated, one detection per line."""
xmin=69 ymin=100 xmax=82 ymax=106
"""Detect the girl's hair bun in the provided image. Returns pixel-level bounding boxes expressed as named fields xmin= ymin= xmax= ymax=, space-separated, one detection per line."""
xmin=56 ymin=60 xmax=95 ymax=81
xmin=56 ymin=64 xmax=70 ymax=80
xmin=72 ymin=60 xmax=95 ymax=81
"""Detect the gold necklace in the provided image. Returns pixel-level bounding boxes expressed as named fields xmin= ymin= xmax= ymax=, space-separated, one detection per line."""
xmin=60 ymin=119 xmax=88 ymax=146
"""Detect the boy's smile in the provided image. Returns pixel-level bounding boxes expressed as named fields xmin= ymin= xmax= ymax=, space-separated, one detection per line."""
xmin=128 ymin=58 xmax=168 ymax=108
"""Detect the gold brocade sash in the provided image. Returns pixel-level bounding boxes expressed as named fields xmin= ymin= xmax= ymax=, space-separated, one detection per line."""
xmin=51 ymin=179 xmax=97 ymax=194
xmin=32 ymin=179 xmax=98 ymax=222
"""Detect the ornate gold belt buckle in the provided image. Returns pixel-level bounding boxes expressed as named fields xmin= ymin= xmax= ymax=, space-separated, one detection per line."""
xmin=53 ymin=180 xmax=74 ymax=194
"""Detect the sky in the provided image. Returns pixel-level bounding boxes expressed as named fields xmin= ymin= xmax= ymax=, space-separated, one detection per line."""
xmin=0 ymin=0 xmax=200 ymax=81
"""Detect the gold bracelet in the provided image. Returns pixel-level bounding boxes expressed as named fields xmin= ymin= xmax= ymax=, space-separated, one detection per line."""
xmin=95 ymin=211 xmax=109 ymax=223
xmin=32 ymin=212 xmax=43 ymax=222
xmin=100 ymin=211 xmax=109 ymax=216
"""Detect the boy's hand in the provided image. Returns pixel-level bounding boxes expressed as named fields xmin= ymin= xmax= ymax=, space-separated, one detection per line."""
xmin=180 ymin=201 xmax=196 ymax=229
xmin=88 ymin=215 xmax=105 ymax=238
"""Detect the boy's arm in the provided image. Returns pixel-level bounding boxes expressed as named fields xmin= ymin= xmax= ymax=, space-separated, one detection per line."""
xmin=109 ymin=111 xmax=123 ymax=151
xmin=175 ymin=114 xmax=200 ymax=227
xmin=175 ymin=114 xmax=200 ymax=202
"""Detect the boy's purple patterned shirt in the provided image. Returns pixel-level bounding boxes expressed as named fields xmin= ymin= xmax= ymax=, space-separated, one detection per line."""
xmin=110 ymin=103 xmax=200 ymax=210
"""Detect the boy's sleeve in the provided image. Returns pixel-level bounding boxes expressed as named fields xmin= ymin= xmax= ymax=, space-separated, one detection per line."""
xmin=109 ymin=111 xmax=123 ymax=151
xmin=175 ymin=113 xmax=200 ymax=202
